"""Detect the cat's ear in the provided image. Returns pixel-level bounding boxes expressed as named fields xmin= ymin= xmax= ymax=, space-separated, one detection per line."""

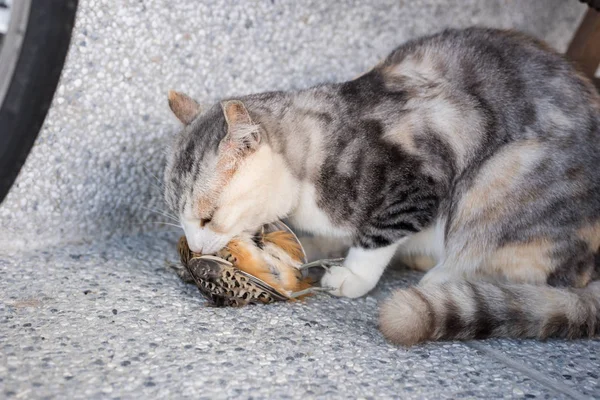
xmin=168 ymin=90 xmax=201 ymax=125
xmin=221 ymin=100 xmax=260 ymax=150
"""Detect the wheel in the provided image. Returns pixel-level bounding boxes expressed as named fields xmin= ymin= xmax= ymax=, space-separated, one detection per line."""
xmin=579 ymin=0 xmax=600 ymax=11
xmin=0 ymin=0 xmax=78 ymax=204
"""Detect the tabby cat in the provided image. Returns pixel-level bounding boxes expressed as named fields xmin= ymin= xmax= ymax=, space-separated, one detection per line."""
xmin=164 ymin=28 xmax=600 ymax=345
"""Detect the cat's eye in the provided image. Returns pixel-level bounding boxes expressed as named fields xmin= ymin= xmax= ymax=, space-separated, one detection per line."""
xmin=200 ymin=218 xmax=212 ymax=227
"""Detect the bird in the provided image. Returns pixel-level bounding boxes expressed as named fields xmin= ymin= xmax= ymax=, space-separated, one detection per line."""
xmin=175 ymin=221 xmax=342 ymax=307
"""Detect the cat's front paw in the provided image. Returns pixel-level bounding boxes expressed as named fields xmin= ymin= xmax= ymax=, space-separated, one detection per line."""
xmin=321 ymin=266 xmax=375 ymax=298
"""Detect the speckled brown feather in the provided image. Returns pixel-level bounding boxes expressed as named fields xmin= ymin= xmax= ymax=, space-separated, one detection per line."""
xmin=177 ymin=226 xmax=325 ymax=306
xmin=219 ymin=236 xmax=294 ymax=295
xmin=262 ymin=231 xmax=306 ymax=262
xmin=262 ymin=231 xmax=315 ymax=292
xmin=178 ymin=236 xmax=289 ymax=306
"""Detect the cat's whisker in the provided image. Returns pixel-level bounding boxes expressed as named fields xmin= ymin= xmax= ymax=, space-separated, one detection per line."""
xmin=144 ymin=229 xmax=185 ymax=236
xmin=142 ymin=166 xmax=168 ymax=195
xmin=153 ymin=222 xmax=182 ymax=229
xmin=141 ymin=169 xmax=165 ymax=192
xmin=142 ymin=165 xmax=165 ymax=188
xmin=147 ymin=181 xmax=164 ymax=194
xmin=141 ymin=206 xmax=180 ymax=223
xmin=139 ymin=221 xmax=183 ymax=229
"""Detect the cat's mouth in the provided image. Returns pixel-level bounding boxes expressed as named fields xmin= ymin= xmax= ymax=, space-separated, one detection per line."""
xmin=187 ymin=238 xmax=230 ymax=255
xmin=180 ymin=217 xmax=232 ymax=254
xmin=186 ymin=221 xmax=307 ymax=261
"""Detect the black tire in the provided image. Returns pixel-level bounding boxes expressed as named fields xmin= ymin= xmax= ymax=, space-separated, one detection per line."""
xmin=0 ymin=0 xmax=78 ymax=204
xmin=580 ymin=0 xmax=600 ymax=11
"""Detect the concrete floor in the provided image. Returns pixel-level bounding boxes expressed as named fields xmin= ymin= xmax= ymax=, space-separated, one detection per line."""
xmin=1 ymin=232 xmax=599 ymax=399
xmin=1 ymin=0 xmax=598 ymax=399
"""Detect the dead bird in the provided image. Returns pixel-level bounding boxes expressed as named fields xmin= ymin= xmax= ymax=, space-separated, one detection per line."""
xmin=175 ymin=221 xmax=340 ymax=307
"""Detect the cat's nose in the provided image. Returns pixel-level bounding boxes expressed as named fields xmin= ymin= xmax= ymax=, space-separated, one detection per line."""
xmin=200 ymin=241 xmax=226 ymax=255
xmin=182 ymin=221 xmax=231 ymax=254
xmin=187 ymin=235 xmax=228 ymax=255
xmin=185 ymin=234 xmax=205 ymax=254
xmin=188 ymin=239 xmax=210 ymax=254
xmin=188 ymin=242 xmax=203 ymax=253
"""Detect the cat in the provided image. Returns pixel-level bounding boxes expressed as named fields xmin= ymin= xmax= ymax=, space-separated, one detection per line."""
xmin=163 ymin=27 xmax=600 ymax=345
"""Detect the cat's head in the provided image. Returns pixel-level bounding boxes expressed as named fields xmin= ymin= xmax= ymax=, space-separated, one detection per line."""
xmin=164 ymin=91 xmax=297 ymax=254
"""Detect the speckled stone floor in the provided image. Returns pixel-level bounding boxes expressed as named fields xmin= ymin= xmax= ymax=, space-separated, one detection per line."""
xmin=1 ymin=232 xmax=599 ymax=399
xmin=1 ymin=0 xmax=599 ymax=399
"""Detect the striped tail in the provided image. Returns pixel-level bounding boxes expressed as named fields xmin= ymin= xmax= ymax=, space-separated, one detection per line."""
xmin=379 ymin=280 xmax=600 ymax=346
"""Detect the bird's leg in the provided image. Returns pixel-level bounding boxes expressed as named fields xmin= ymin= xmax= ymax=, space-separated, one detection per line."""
xmin=289 ymin=286 xmax=335 ymax=298
xmin=297 ymin=258 xmax=345 ymax=286
xmin=298 ymin=258 xmax=345 ymax=271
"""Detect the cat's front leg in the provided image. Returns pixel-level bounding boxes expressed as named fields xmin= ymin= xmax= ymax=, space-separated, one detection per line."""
xmin=321 ymin=243 xmax=399 ymax=298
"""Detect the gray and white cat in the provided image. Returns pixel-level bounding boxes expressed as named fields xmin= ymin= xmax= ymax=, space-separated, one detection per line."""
xmin=164 ymin=28 xmax=600 ymax=345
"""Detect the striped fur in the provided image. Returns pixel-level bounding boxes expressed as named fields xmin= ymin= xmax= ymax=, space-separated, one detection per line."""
xmin=165 ymin=27 xmax=600 ymax=345
xmin=380 ymin=281 xmax=600 ymax=346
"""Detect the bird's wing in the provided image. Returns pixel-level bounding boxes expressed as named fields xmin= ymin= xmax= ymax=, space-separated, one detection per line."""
xmin=262 ymin=221 xmax=307 ymax=263
xmin=232 ymin=269 xmax=290 ymax=302
xmin=184 ymin=256 xmax=229 ymax=301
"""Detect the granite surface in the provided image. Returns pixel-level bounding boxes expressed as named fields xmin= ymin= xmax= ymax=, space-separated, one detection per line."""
xmin=1 ymin=232 xmax=597 ymax=399
xmin=1 ymin=0 xmax=597 ymax=399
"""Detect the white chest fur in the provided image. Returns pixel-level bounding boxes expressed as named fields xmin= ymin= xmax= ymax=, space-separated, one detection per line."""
xmin=288 ymin=182 xmax=353 ymax=238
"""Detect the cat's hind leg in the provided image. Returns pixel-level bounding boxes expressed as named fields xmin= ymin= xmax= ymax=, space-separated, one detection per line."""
xmin=396 ymin=253 xmax=437 ymax=272
xmin=394 ymin=220 xmax=444 ymax=272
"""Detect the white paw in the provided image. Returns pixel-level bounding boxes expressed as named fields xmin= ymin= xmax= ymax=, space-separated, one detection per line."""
xmin=321 ymin=266 xmax=376 ymax=298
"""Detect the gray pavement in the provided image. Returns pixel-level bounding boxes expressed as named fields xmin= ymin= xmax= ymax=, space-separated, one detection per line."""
xmin=1 ymin=0 xmax=598 ymax=399
xmin=1 ymin=232 xmax=599 ymax=399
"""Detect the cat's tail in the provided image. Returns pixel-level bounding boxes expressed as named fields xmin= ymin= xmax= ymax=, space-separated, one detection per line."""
xmin=379 ymin=280 xmax=600 ymax=346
